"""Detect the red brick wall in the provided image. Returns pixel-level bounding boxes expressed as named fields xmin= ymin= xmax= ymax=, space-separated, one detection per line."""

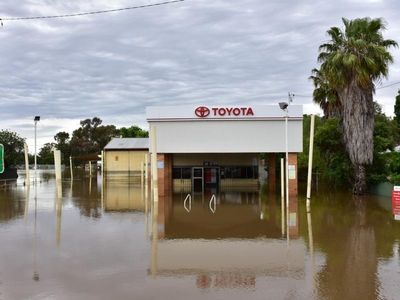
xmin=157 ymin=153 xmax=172 ymax=197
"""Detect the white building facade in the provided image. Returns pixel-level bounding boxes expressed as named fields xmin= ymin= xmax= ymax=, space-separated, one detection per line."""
xmin=146 ymin=104 xmax=303 ymax=195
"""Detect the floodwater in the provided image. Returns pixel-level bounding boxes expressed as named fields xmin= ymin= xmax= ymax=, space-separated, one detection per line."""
xmin=0 ymin=171 xmax=399 ymax=300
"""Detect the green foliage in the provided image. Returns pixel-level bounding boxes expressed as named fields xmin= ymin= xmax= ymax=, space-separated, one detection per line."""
xmin=54 ymin=131 xmax=71 ymax=165
xmin=312 ymin=17 xmax=398 ymax=193
xmin=314 ymin=117 xmax=352 ymax=187
xmin=367 ymin=106 xmax=399 ymax=184
xmin=318 ymin=17 xmax=397 ymax=89
xmin=46 ymin=118 xmax=148 ymax=166
xmin=394 ymin=90 xmax=400 ymax=128
xmin=298 ymin=115 xmax=351 ymax=188
xmin=309 ymin=68 xmax=341 ymax=118
xmin=118 ymin=126 xmax=148 ymax=138
xmin=69 ymin=117 xmax=118 ymax=157
xmin=38 ymin=143 xmax=56 ymax=165
xmin=300 ymin=108 xmax=400 ymax=188
xmin=0 ymin=130 xmax=25 ymax=167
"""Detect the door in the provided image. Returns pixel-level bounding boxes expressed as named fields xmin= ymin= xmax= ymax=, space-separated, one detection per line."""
xmin=192 ymin=167 xmax=204 ymax=193
xmin=204 ymin=167 xmax=219 ymax=188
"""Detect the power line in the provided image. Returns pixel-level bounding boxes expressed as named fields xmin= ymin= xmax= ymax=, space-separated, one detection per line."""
xmin=376 ymin=81 xmax=400 ymax=90
xmin=292 ymin=80 xmax=400 ymax=98
xmin=0 ymin=0 xmax=184 ymax=22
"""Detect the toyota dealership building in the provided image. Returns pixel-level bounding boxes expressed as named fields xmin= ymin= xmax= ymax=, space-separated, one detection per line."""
xmin=146 ymin=104 xmax=303 ymax=196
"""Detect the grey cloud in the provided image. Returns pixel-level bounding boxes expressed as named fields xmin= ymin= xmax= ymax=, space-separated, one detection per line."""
xmin=0 ymin=0 xmax=399 ymax=149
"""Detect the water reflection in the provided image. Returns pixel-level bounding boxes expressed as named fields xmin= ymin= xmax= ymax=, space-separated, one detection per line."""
xmin=313 ymin=195 xmax=382 ymax=300
xmin=69 ymin=174 xmax=102 ymax=218
xmin=103 ymin=177 xmax=145 ymax=212
xmin=150 ymin=188 xmax=304 ymax=292
xmin=158 ymin=189 xmax=296 ymax=239
xmin=1 ymin=172 xmax=400 ymax=299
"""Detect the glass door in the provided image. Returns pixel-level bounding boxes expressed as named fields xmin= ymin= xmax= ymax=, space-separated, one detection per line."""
xmin=192 ymin=167 xmax=204 ymax=193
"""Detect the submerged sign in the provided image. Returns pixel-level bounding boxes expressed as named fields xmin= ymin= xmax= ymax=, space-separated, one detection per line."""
xmin=0 ymin=144 xmax=4 ymax=174
xmin=392 ymin=186 xmax=400 ymax=220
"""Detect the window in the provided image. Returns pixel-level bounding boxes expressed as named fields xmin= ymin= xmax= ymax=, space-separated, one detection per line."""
xmin=173 ymin=167 xmax=192 ymax=179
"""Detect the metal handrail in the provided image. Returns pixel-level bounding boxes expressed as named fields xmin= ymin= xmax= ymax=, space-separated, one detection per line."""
xmin=184 ymin=193 xmax=192 ymax=213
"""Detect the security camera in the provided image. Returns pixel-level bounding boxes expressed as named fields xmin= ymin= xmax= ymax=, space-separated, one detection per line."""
xmin=279 ymin=102 xmax=288 ymax=110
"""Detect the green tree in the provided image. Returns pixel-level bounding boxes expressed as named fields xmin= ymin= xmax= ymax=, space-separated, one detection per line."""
xmin=38 ymin=142 xmax=56 ymax=165
xmin=367 ymin=103 xmax=399 ymax=183
xmin=394 ymin=90 xmax=400 ymax=128
xmin=309 ymin=68 xmax=341 ymax=119
xmin=70 ymin=117 xmax=118 ymax=157
xmin=118 ymin=125 xmax=148 ymax=138
xmin=314 ymin=17 xmax=397 ymax=194
xmin=54 ymin=131 xmax=71 ymax=165
xmin=0 ymin=130 xmax=25 ymax=167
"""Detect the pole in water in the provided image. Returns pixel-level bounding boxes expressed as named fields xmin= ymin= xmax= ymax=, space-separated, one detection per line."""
xmin=150 ymin=125 xmax=159 ymax=202
xmin=24 ymin=143 xmax=30 ymax=185
xmin=306 ymin=115 xmax=316 ymax=211
xmin=89 ymin=161 xmax=92 ymax=177
xmin=69 ymin=156 xmax=73 ymax=180
xmin=53 ymin=150 xmax=62 ymax=182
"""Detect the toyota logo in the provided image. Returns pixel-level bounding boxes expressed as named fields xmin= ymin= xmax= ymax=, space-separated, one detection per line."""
xmin=195 ymin=106 xmax=210 ymax=118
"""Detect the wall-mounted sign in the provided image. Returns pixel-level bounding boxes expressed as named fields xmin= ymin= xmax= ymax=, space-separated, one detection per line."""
xmin=195 ymin=106 xmax=254 ymax=118
xmin=288 ymin=165 xmax=296 ymax=180
xmin=392 ymin=186 xmax=400 ymax=220
xmin=146 ymin=105 xmax=304 ymax=121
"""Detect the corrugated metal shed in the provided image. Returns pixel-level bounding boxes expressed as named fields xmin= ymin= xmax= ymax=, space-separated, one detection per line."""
xmin=104 ymin=138 xmax=149 ymax=150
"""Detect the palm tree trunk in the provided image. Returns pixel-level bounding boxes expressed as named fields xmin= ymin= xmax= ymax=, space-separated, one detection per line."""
xmin=338 ymin=80 xmax=374 ymax=194
xmin=353 ymin=164 xmax=367 ymax=195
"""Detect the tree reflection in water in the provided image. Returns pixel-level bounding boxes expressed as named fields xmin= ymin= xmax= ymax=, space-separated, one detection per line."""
xmin=315 ymin=195 xmax=385 ymax=300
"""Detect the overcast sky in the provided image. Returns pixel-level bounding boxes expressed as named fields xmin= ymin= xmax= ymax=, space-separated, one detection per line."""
xmin=0 ymin=0 xmax=399 ymax=151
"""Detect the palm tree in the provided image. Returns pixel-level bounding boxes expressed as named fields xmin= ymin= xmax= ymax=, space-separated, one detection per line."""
xmin=309 ymin=68 xmax=341 ymax=119
xmin=315 ymin=17 xmax=397 ymax=194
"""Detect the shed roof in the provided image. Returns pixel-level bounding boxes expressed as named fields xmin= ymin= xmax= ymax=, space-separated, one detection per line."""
xmin=104 ymin=138 xmax=149 ymax=150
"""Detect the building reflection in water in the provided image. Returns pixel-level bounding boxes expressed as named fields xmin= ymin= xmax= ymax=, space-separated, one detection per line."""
xmin=150 ymin=186 xmax=302 ymax=290
xmin=102 ymin=177 xmax=146 ymax=212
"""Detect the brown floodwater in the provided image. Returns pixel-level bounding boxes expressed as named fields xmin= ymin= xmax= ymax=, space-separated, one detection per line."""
xmin=0 ymin=171 xmax=399 ymax=300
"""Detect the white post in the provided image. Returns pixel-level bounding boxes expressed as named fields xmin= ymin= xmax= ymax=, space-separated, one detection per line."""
xmin=69 ymin=156 xmax=73 ymax=180
xmin=306 ymin=115 xmax=316 ymax=210
xmin=24 ymin=143 xmax=30 ymax=184
xmin=54 ymin=150 xmax=62 ymax=182
xmin=280 ymin=158 xmax=285 ymax=236
xmin=89 ymin=161 xmax=92 ymax=177
xmin=101 ymin=151 xmax=105 ymax=175
xmin=150 ymin=125 xmax=158 ymax=203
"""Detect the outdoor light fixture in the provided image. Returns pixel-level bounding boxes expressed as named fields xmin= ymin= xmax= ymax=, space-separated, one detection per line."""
xmin=279 ymin=102 xmax=289 ymax=111
xmin=34 ymin=116 xmax=40 ymax=122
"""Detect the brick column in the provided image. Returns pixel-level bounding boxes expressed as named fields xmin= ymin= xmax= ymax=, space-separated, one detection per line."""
xmin=288 ymin=153 xmax=298 ymax=197
xmin=268 ymin=153 xmax=276 ymax=193
xmin=157 ymin=153 xmax=172 ymax=197
xmin=156 ymin=153 xmax=172 ymax=239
